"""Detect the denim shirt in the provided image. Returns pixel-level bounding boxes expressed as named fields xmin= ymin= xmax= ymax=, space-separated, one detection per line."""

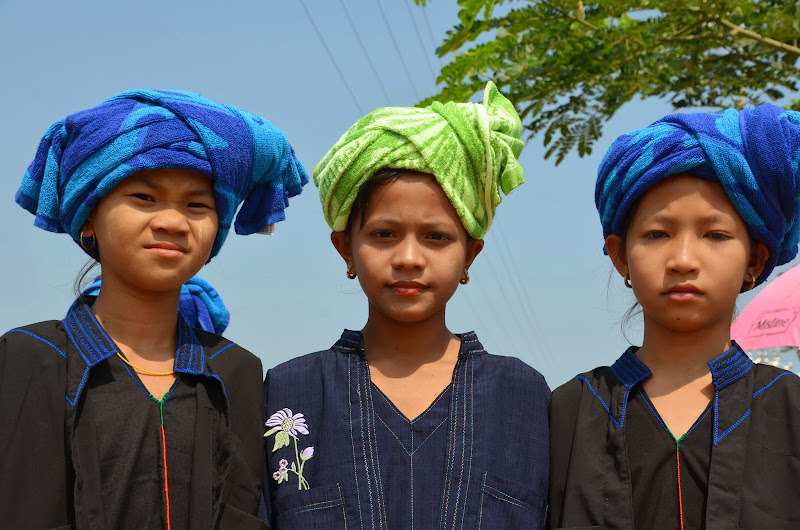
xmin=262 ymin=330 xmax=550 ymax=529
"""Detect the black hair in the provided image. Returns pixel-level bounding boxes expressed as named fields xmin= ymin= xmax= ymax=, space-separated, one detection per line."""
xmin=345 ymin=168 xmax=406 ymax=234
xmin=73 ymin=259 xmax=100 ymax=299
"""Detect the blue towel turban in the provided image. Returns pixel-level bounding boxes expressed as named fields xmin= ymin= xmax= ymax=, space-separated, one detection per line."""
xmin=596 ymin=104 xmax=800 ymax=286
xmin=83 ymin=276 xmax=230 ymax=335
xmin=16 ymin=89 xmax=308 ymax=259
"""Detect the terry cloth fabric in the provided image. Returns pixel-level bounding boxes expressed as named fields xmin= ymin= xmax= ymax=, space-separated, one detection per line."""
xmin=313 ymin=81 xmax=524 ymax=239
xmin=596 ymin=104 xmax=800 ymax=285
xmin=16 ymin=89 xmax=308 ymax=259
xmin=83 ymin=276 xmax=230 ymax=335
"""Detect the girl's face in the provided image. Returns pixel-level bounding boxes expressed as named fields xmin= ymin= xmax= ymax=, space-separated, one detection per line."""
xmin=332 ymin=172 xmax=483 ymax=326
xmin=83 ymin=169 xmax=218 ymax=293
xmin=606 ymin=174 xmax=768 ymax=336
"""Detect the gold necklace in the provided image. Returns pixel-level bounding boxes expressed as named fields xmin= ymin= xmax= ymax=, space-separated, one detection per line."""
xmin=116 ymin=352 xmax=175 ymax=376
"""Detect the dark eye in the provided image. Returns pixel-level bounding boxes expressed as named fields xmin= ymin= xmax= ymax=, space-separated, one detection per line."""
xmin=707 ymin=232 xmax=730 ymax=241
xmin=131 ymin=193 xmax=154 ymax=202
xmin=373 ymin=230 xmax=394 ymax=239
xmin=188 ymin=202 xmax=213 ymax=209
xmin=428 ymin=232 xmax=451 ymax=241
xmin=644 ymin=231 xmax=667 ymax=239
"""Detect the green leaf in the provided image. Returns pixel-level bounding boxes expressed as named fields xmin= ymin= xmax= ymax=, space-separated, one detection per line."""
xmin=264 ymin=427 xmax=280 ymax=438
xmin=272 ymin=431 xmax=290 ymax=452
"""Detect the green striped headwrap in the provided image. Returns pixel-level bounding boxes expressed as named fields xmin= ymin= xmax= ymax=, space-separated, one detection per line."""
xmin=313 ymin=82 xmax=525 ymax=239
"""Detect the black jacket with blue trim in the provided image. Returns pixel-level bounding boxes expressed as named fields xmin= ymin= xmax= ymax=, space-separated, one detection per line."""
xmin=548 ymin=345 xmax=800 ymax=529
xmin=0 ymin=299 xmax=267 ymax=529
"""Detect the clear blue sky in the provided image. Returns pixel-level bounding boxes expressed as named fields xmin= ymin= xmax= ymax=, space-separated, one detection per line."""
xmin=2 ymin=0 xmax=796 ymax=387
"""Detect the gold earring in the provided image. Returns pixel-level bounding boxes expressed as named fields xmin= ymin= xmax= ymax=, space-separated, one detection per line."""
xmin=346 ymin=267 xmax=356 ymax=280
xmin=744 ymin=272 xmax=757 ymax=291
xmin=460 ymin=269 xmax=470 ymax=285
xmin=624 ymin=272 xmax=632 ymax=289
xmin=79 ymin=228 xmax=96 ymax=251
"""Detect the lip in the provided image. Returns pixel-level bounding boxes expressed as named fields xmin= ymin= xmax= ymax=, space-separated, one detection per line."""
xmin=388 ymin=281 xmax=426 ymax=296
xmin=145 ymin=242 xmax=188 ymax=257
xmin=663 ymin=283 xmax=702 ymax=301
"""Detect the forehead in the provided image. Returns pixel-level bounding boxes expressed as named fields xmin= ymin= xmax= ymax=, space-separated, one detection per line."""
xmin=633 ymin=174 xmax=740 ymax=221
xmin=364 ymin=173 xmax=459 ymax=220
xmin=116 ymin=169 xmax=214 ymax=192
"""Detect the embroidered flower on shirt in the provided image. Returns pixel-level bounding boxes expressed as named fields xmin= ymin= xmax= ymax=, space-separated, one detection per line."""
xmin=265 ymin=408 xmax=313 ymax=490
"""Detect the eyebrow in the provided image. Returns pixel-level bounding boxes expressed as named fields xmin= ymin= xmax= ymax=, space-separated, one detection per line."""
xmin=647 ymin=213 xmax=734 ymax=225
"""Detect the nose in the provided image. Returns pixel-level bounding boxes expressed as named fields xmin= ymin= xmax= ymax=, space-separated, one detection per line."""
xmin=391 ymin=235 xmax=425 ymax=271
xmin=150 ymin=206 xmax=190 ymax=234
xmin=667 ymin=233 xmax=699 ymax=274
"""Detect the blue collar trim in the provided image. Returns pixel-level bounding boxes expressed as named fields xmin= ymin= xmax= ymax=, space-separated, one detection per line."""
xmin=63 ymin=297 xmax=205 ymax=374
xmin=708 ymin=342 xmax=753 ymax=391
xmin=609 ymin=348 xmax=651 ymax=389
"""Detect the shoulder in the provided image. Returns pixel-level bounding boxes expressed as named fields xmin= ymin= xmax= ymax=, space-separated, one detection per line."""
xmin=198 ymin=329 xmax=263 ymax=376
xmin=477 ymin=352 xmax=550 ymax=391
xmin=751 ymin=363 xmax=800 ymax=403
xmin=551 ymin=366 xmax=617 ymax=404
xmin=265 ymin=348 xmax=343 ymax=381
xmin=1 ymin=321 xmax=70 ymax=362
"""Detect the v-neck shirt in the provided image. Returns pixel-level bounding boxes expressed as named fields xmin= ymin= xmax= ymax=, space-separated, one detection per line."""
xmin=85 ymin=353 xmax=196 ymax=529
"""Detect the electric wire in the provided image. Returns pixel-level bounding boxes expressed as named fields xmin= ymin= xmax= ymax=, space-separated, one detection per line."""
xmin=491 ymin=223 xmax=558 ymax=370
xmin=374 ymin=0 xmax=423 ymax=101
xmin=298 ymin=0 xmax=365 ymax=114
xmin=417 ymin=0 xmax=444 ymax=66
xmin=337 ymin=0 xmax=393 ymax=103
xmin=402 ymin=0 xmax=438 ymax=80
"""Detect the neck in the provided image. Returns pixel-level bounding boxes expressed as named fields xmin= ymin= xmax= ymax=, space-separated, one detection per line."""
xmin=637 ymin=317 xmax=733 ymax=382
xmin=361 ymin=309 xmax=458 ymax=371
xmin=90 ymin=276 xmax=181 ymax=363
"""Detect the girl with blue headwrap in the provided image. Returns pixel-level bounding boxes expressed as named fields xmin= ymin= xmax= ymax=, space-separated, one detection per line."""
xmin=0 ymin=90 xmax=307 ymax=529
xmin=261 ymin=83 xmax=550 ymax=529
xmin=549 ymin=105 xmax=800 ymax=529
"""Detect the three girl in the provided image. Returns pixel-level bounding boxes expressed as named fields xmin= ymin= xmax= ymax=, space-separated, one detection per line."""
xmin=0 ymin=90 xmax=306 ymax=528
xmin=549 ymin=105 xmax=800 ymax=528
xmin=261 ymin=82 xmax=551 ymax=528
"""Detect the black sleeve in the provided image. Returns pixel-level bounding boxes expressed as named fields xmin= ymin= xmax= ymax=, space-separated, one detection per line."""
xmin=0 ymin=328 xmax=71 ymax=528
xmin=547 ymin=378 xmax=583 ymax=530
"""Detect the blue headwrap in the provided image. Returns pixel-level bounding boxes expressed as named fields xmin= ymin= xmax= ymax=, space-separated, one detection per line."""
xmin=596 ymin=104 xmax=800 ymax=286
xmin=16 ymin=89 xmax=308 ymax=259
xmin=83 ymin=276 xmax=230 ymax=335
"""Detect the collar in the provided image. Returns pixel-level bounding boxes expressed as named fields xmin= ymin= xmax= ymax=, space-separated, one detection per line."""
xmin=610 ymin=342 xmax=753 ymax=391
xmin=707 ymin=341 xmax=754 ymax=391
xmin=331 ymin=329 xmax=487 ymax=357
xmin=63 ymin=296 xmax=206 ymax=406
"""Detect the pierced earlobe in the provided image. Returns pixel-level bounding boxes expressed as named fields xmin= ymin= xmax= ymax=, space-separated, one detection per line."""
xmin=79 ymin=227 xmax=96 ymax=251
xmin=346 ymin=267 xmax=357 ymax=280
xmin=460 ymin=269 xmax=470 ymax=285
xmin=624 ymin=272 xmax=632 ymax=289
xmin=744 ymin=272 xmax=757 ymax=291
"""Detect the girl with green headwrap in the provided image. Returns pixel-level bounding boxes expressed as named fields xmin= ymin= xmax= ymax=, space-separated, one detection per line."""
xmin=261 ymin=83 xmax=550 ymax=529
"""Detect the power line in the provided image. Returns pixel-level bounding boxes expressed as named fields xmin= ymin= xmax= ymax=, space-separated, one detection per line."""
xmin=416 ymin=0 xmax=444 ymax=67
xmin=298 ymin=0 xmax=365 ymax=114
xmin=336 ymin=0 xmax=393 ymax=103
xmin=402 ymin=0 xmax=438 ymax=80
xmin=374 ymin=0 xmax=423 ymax=101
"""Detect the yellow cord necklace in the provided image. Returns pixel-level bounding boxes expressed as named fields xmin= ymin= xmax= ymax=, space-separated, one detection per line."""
xmin=116 ymin=352 xmax=175 ymax=376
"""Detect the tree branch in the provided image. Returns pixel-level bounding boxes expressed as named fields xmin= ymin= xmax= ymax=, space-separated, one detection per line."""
xmin=718 ymin=18 xmax=800 ymax=57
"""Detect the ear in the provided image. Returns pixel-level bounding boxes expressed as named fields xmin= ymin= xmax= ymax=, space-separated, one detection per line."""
xmin=464 ymin=238 xmax=485 ymax=270
xmin=330 ymin=231 xmax=353 ymax=268
xmin=81 ymin=217 xmax=96 ymax=238
xmin=747 ymin=241 xmax=770 ymax=282
xmin=604 ymin=234 xmax=628 ymax=278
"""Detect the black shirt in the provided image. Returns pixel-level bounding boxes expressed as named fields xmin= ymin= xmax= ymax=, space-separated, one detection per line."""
xmin=549 ymin=344 xmax=800 ymax=529
xmin=0 ymin=297 xmax=267 ymax=529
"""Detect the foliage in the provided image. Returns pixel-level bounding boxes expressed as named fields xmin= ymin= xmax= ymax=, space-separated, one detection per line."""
xmin=415 ymin=1 xmax=800 ymax=164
